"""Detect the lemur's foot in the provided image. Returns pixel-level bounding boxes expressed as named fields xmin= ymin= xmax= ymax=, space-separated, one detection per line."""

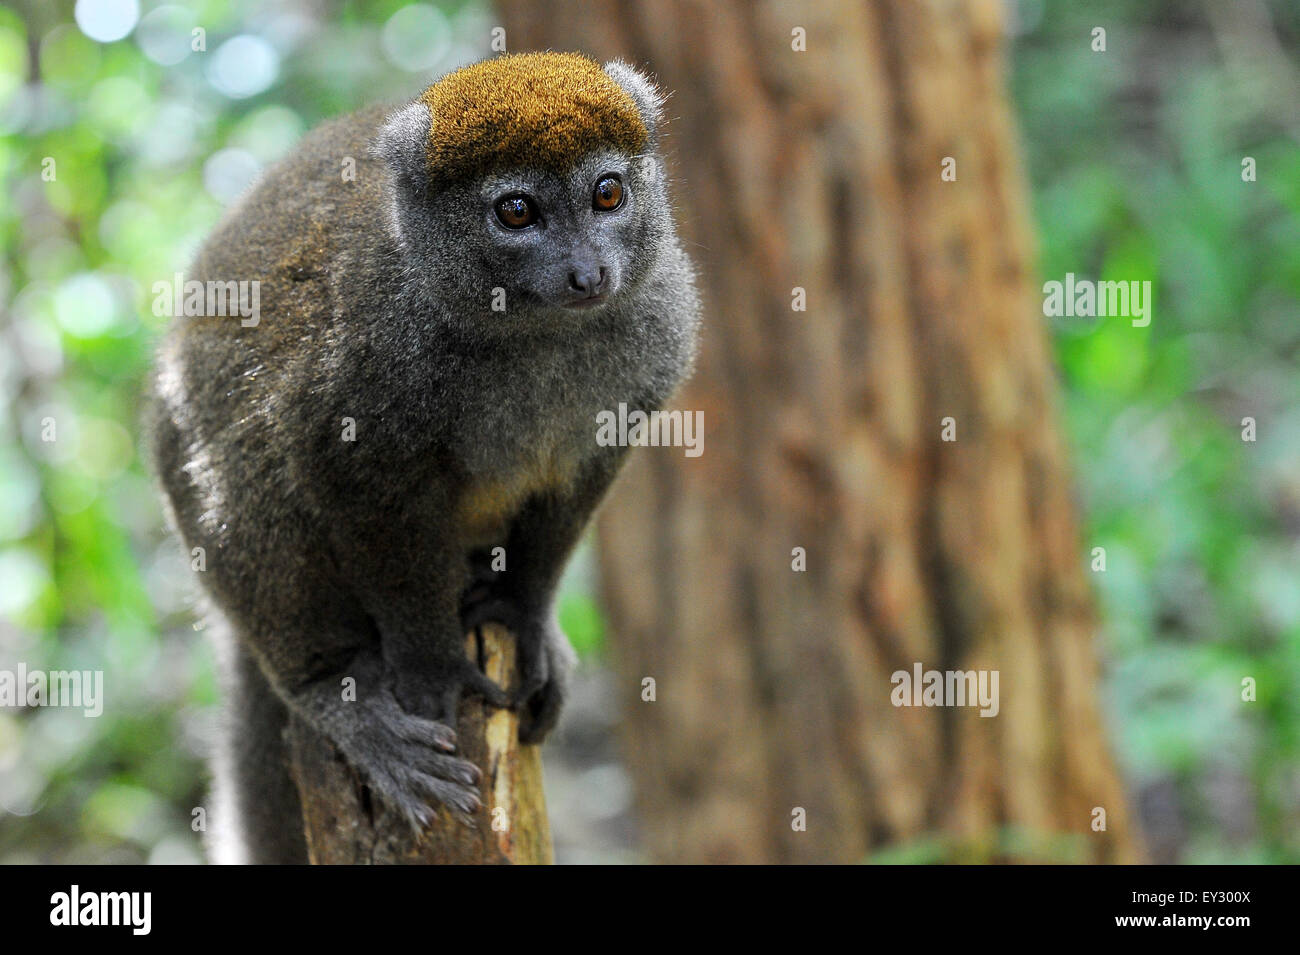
xmin=311 ymin=679 xmax=488 ymax=828
xmin=394 ymin=654 xmax=511 ymax=731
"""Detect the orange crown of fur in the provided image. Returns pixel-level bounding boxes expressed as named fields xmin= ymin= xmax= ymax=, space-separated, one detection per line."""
xmin=419 ymin=52 xmax=648 ymax=185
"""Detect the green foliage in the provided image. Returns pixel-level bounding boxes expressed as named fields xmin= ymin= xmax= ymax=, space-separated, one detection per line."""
xmin=865 ymin=826 xmax=1091 ymax=865
xmin=1014 ymin=0 xmax=1300 ymax=862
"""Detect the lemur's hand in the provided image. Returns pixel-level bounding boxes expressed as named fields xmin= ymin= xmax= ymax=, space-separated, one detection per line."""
xmin=460 ymin=596 xmax=574 ymax=744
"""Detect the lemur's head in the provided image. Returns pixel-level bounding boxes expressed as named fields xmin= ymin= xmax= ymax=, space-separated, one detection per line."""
xmin=373 ymin=52 xmax=672 ymax=321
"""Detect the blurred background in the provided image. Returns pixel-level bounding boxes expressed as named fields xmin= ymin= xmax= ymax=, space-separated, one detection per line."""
xmin=0 ymin=0 xmax=1296 ymax=863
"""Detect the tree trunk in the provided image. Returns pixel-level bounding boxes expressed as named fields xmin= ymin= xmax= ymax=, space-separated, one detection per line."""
xmin=287 ymin=625 xmax=553 ymax=864
xmin=497 ymin=0 xmax=1141 ymax=863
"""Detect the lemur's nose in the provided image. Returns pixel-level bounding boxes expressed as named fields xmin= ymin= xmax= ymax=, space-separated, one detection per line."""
xmin=568 ymin=266 xmax=607 ymax=297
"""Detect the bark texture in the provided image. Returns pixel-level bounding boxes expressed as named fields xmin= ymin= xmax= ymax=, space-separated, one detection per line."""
xmin=288 ymin=625 xmax=553 ymax=864
xmin=497 ymin=0 xmax=1140 ymax=863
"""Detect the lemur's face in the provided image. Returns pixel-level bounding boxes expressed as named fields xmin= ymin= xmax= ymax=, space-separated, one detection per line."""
xmin=372 ymin=52 xmax=669 ymax=327
xmin=473 ymin=150 xmax=659 ymax=312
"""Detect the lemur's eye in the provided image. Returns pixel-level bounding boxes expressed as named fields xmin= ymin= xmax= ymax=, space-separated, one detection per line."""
xmin=593 ymin=175 xmax=624 ymax=212
xmin=495 ymin=194 xmax=538 ymax=229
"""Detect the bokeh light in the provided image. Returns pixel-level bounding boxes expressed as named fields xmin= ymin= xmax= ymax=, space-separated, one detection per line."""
xmin=74 ymin=0 xmax=140 ymax=44
xmin=381 ymin=4 xmax=452 ymax=73
xmin=207 ymin=35 xmax=279 ymax=100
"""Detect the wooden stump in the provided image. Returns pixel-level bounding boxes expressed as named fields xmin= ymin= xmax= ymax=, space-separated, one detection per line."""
xmin=286 ymin=624 xmax=553 ymax=864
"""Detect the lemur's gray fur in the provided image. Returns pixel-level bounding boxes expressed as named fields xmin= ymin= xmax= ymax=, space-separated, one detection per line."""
xmin=146 ymin=55 xmax=699 ymax=864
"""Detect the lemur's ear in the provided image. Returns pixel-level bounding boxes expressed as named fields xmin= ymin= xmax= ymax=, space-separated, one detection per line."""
xmin=371 ymin=100 xmax=432 ymax=188
xmin=603 ymin=60 xmax=665 ymax=148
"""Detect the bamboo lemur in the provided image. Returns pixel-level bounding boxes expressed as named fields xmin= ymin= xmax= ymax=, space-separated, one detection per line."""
xmin=147 ymin=52 xmax=699 ymax=863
